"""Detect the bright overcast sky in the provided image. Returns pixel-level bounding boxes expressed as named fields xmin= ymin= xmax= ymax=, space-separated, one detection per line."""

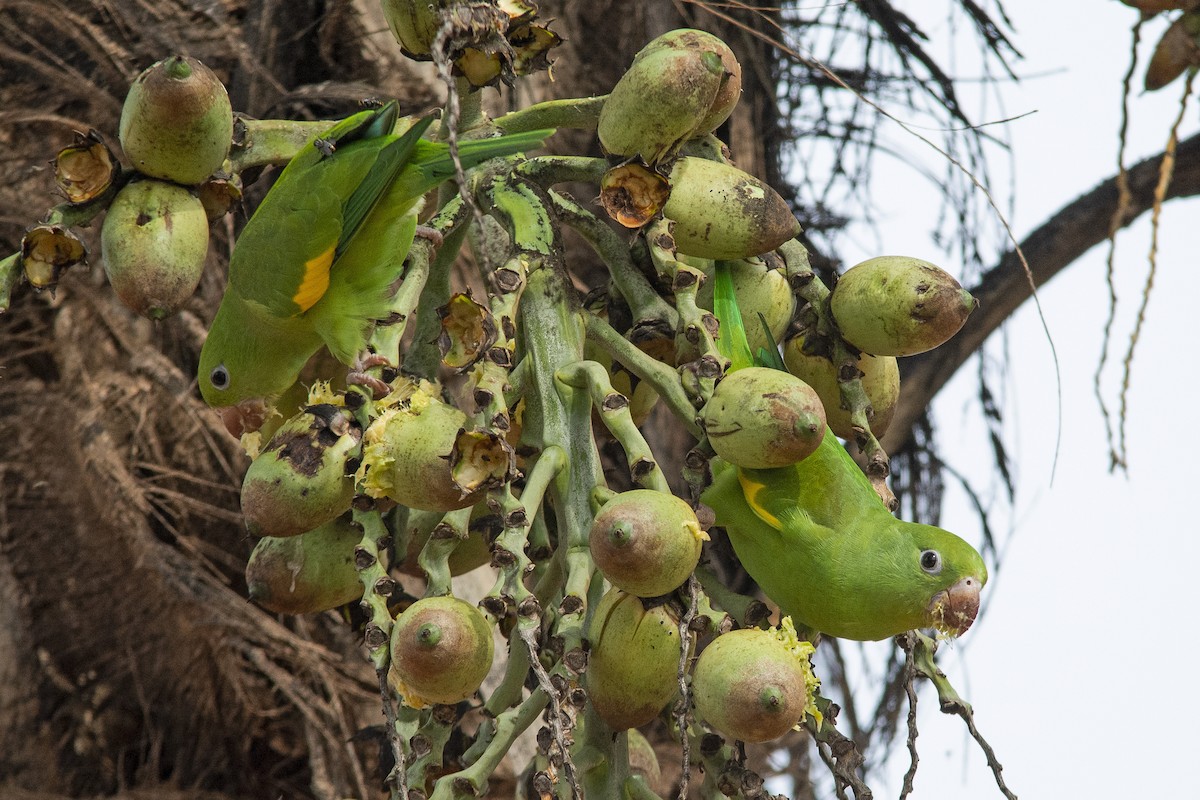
xmin=820 ymin=2 xmax=1200 ymax=798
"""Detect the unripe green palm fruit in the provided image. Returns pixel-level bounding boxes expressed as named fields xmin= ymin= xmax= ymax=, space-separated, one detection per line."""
xmin=696 ymin=259 xmax=796 ymax=357
xmin=388 ymin=595 xmax=494 ymax=708
xmin=101 ymin=179 xmax=209 ymax=319
xmin=701 ymin=367 xmax=826 ymax=469
xmin=119 ymin=56 xmax=233 ymax=186
xmin=241 ymin=404 xmax=361 ymax=538
xmin=590 ymin=490 xmax=706 ymax=598
xmin=693 ymin=624 xmax=818 ymax=743
xmin=663 ymin=157 xmax=800 ymax=260
xmin=586 ymin=589 xmax=685 ymax=730
xmin=829 ymin=256 xmax=977 ymax=357
xmin=598 ymin=29 xmax=740 ymax=165
xmin=358 ymin=390 xmax=483 ymax=512
xmin=782 ymin=332 xmax=900 ymax=439
xmin=380 ymin=0 xmax=452 ymax=60
xmin=245 ymin=517 xmax=363 ymax=614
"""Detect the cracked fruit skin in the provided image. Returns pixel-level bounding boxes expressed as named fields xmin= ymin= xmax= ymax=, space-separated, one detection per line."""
xmin=119 ymin=56 xmax=233 ymax=185
xmin=586 ymin=589 xmax=684 ymax=730
xmin=241 ymin=404 xmax=359 ymax=538
xmin=245 ymin=516 xmax=363 ymax=614
xmin=590 ymin=489 xmax=705 ymax=598
xmin=782 ymin=332 xmax=900 ymax=439
xmin=829 ymin=256 xmax=977 ymax=357
xmin=389 ymin=596 xmax=494 ymax=708
xmin=693 ymin=627 xmax=814 ymax=743
xmin=101 ymin=178 xmax=209 ymax=319
xmin=598 ymin=29 xmax=739 ymax=165
xmin=663 ymin=157 xmax=800 ymax=260
xmin=701 ymin=367 xmax=826 ymax=469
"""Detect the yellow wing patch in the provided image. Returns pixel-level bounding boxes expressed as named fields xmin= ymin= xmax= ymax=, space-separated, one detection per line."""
xmin=293 ymin=246 xmax=335 ymax=312
xmin=738 ymin=470 xmax=783 ymax=530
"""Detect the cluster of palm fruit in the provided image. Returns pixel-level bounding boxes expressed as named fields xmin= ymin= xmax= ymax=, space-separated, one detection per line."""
xmin=4 ymin=5 xmax=983 ymax=798
xmin=1122 ymin=0 xmax=1200 ymax=91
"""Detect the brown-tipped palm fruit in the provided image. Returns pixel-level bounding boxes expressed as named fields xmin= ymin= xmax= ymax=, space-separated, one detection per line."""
xmin=119 ymin=56 xmax=233 ymax=185
xmin=598 ymin=29 xmax=739 ymax=165
xmin=20 ymin=224 xmax=86 ymax=290
xmin=380 ymin=0 xmax=451 ymax=59
xmin=241 ymin=404 xmax=360 ymax=538
xmin=1145 ymin=11 xmax=1200 ymax=91
xmin=388 ymin=595 xmax=494 ymax=708
xmin=663 ymin=157 xmax=800 ymax=260
xmin=829 ymin=256 xmax=977 ymax=357
xmin=782 ymin=332 xmax=900 ymax=439
xmin=586 ymin=589 xmax=684 ymax=730
xmin=245 ymin=516 xmax=363 ymax=614
xmin=693 ymin=625 xmax=818 ymax=743
xmin=590 ymin=490 xmax=706 ymax=598
xmin=701 ymin=367 xmax=825 ymax=469
xmin=100 ymin=179 xmax=209 ymax=319
xmin=697 ymin=259 xmax=796 ymax=357
xmin=358 ymin=392 xmax=483 ymax=512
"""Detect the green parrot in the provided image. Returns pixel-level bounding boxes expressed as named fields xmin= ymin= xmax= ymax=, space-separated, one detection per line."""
xmin=197 ymin=102 xmax=550 ymax=433
xmin=701 ymin=260 xmax=987 ymax=641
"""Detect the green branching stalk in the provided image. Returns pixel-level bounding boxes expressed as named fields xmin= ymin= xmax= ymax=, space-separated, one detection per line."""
xmin=494 ymin=94 xmax=608 ymax=133
xmin=371 ymin=196 xmax=468 ymax=366
xmin=556 ymin=359 xmax=670 ymax=493
xmin=907 ymin=632 xmax=1017 ymax=800
xmin=583 ymin=313 xmax=703 ymax=438
xmin=547 ymin=189 xmax=679 ymax=328
xmin=516 ymin=155 xmax=610 ymax=188
xmin=694 ymin=565 xmax=766 ymax=630
xmin=406 ymin=704 xmax=457 ymax=792
xmin=778 ymin=239 xmax=895 ymax=509
xmin=229 ymin=117 xmax=331 ymax=173
xmin=428 ymin=688 xmax=552 ymax=800
xmin=0 ymin=253 xmax=22 ymax=312
xmin=417 ymin=506 xmax=472 ymax=597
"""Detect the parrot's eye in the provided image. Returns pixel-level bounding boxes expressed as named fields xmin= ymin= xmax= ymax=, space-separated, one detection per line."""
xmin=210 ymin=364 xmax=230 ymax=391
xmin=919 ymin=549 xmax=942 ymax=574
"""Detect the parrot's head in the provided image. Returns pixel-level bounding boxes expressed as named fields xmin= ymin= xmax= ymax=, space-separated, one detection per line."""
xmin=198 ymin=301 xmax=301 ymax=437
xmin=904 ymin=524 xmax=988 ymax=637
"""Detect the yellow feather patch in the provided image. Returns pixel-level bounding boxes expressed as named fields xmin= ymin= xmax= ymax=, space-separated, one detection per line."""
xmin=738 ymin=471 xmax=782 ymax=530
xmin=293 ymin=246 xmax=335 ymax=312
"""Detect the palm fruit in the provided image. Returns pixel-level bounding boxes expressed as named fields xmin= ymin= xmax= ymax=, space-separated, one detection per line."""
xmin=20 ymin=224 xmax=86 ymax=290
xmin=357 ymin=384 xmax=486 ymax=512
xmin=662 ymin=157 xmax=800 ymax=260
xmin=627 ymin=729 xmax=662 ymax=788
xmin=692 ymin=621 xmax=819 ymax=743
xmin=696 ymin=258 xmax=795 ymax=358
xmin=245 ymin=516 xmax=363 ymax=614
xmin=701 ymin=367 xmax=826 ymax=469
xmin=598 ymin=29 xmax=740 ymax=165
xmin=380 ymin=0 xmax=453 ymax=59
xmin=1144 ymin=11 xmax=1200 ymax=91
xmin=589 ymin=489 xmax=706 ymax=598
xmin=586 ymin=589 xmax=685 ymax=730
xmin=119 ymin=56 xmax=233 ymax=186
xmin=100 ymin=178 xmax=209 ymax=319
xmin=782 ymin=331 xmax=900 ymax=439
xmin=829 ymin=255 xmax=977 ymax=357
xmin=241 ymin=404 xmax=361 ymax=538
xmin=388 ymin=595 xmax=494 ymax=708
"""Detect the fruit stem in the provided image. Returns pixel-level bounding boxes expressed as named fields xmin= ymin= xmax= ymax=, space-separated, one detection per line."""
xmin=417 ymin=506 xmax=472 ymax=597
xmin=556 ymin=359 xmax=671 ymax=493
xmin=229 ymin=117 xmax=332 ymax=173
xmin=493 ymin=94 xmax=608 ymax=133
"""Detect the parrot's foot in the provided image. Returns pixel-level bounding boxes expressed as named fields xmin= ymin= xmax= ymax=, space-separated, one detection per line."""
xmin=347 ymin=353 xmax=393 ymax=398
xmin=415 ymin=224 xmax=444 ymax=248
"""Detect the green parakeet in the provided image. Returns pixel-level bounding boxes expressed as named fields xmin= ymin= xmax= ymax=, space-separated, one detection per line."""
xmin=197 ymin=102 xmax=550 ymax=431
xmin=701 ymin=260 xmax=986 ymax=641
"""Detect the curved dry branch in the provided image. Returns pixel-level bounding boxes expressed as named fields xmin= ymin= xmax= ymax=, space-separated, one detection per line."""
xmin=883 ymin=131 xmax=1200 ymax=453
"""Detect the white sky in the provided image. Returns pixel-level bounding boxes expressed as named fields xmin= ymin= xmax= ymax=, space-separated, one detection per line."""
xmin=816 ymin=1 xmax=1200 ymax=798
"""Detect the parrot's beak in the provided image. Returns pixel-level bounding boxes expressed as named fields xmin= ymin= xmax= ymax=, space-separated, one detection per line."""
xmin=926 ymin=575 xmax=983 ymax=636
xmin=220 ymin=398 xmax=269 ymax=439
